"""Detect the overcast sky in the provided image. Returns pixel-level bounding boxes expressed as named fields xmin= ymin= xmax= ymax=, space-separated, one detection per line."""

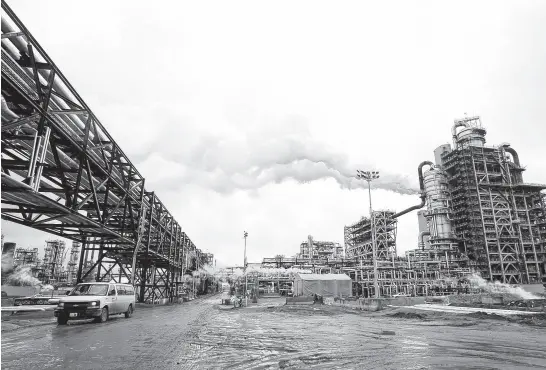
xmin=2 ymin=0 xmax=545 ymax=267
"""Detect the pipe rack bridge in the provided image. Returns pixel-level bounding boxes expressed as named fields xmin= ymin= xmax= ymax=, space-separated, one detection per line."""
xmin=1 ymin=2 xmax=202 ymax=303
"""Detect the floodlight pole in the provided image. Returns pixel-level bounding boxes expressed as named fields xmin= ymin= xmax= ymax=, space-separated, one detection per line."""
xmin=244 ymin=231 xmax=248 ymax=307
xmin=357 ymin=170 xmax=380 ymax=298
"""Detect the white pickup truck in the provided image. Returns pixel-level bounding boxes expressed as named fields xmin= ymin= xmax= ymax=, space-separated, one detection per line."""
xmin=220 ymin=282 xmax=231 ymax=305
xmin=54 ymin=282 xmax=135 ymax=325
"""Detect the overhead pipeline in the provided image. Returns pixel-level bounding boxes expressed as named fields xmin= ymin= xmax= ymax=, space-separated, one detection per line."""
xmin=1 ymin=94 xmax=20 ymax=121
xmin=391 ymin=161 xmax=434 ymax=219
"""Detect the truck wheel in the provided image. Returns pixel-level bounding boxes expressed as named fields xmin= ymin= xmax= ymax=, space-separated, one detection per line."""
xmin=95 ymin=307 xmax=108 ymax=323
xmin=124 ymin=304 xmax=133 ymax=318
xmin=57 ymin=314 xmax=68 ymax=325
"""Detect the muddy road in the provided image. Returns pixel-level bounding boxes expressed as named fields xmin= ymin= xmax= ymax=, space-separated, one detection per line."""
xmin=2 ymin=296 xmax=545 ymax=369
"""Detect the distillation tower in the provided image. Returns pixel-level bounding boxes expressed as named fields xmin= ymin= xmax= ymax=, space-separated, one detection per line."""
xmin=438 ymin=116 xmax=546 ymax=284
xmin=419 ymin=164 xmax=467 ymax=270
xmin=393 ymin=116 xmax=545 ymax=285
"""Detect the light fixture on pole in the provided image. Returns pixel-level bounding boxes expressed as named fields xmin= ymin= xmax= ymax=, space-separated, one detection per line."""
xmin=356 ymin=170 xmax=380 ymax=298
xmin=243 ymin=231 xmax=248 ymax=307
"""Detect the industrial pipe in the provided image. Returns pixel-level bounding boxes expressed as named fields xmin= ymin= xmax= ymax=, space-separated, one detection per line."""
xmin=1 ymin=94 xmax=20 ymax=121
xmin=391 ymin=161 xmax=434 ymax=219
xmin=1 ymin=18 xmax=92 ymax=139
xmin=501 ymin=144 xmax=522 ymax=183
xmin=419 ymin=231 xmax=430 ymax=250
xmin=452 ymin=119 xmax=470 ymax=147
xmin=502 ymin=145 xmax=521 ymax=167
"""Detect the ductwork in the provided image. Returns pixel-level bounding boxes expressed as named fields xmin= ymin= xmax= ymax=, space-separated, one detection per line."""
xmin=391 ymin=161 xmax=433 ymax=219
xmin=419 ymin=231 xmax=430 ymax=250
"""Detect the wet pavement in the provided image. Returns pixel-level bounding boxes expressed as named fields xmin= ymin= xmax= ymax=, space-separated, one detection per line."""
xmin=2 ymin=295 xmax=546 ymax=369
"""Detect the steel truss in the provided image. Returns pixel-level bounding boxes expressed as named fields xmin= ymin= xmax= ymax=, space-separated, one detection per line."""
xmin=1 ymin=2 xmax=202 ymax=302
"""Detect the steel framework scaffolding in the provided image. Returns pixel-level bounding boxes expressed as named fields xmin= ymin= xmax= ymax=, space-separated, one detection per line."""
xmin=66 ymin=242 xmax=80 ymax=284
xmin=344 ymin=210 xmax=397 ymax=261
xmin=13 ymin=246 xmax=39 ymax=267
xmin=39 ymin=240 xmax=67 ymax=284
xmin=1 ymin=2 xmax=201 ymax=302
xmin=442 ymin=121 xmax=546 ymax=284
xmin=298 ymin=235 xmax=344 ymax=260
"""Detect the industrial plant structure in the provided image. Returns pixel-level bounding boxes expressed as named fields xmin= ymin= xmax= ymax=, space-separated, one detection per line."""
xmin=297 ymin=235 xmax=344 ymax=260
xmin=346 ymin=116 xmax=546 ymax=292
xmin=438 ymin=116 xmax=546 ymax=284
xmin=2 ymin=236 xmax=215 ymax=297
xmin=3 ymin=239 xmax=81 ymax=285
xmin=261 ymin=117 xmax=546 ymax=297
xmin=344 ymin=211 xmax=397 ymax=261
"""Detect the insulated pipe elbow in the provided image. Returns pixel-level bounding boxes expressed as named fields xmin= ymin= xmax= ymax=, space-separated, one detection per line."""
xmin=502 ymin=146 xmax=521 ymax=167
xmin=418 ymin=161 xmax=434 ymax=191
xmin=452 ymin=120 xmax=470 ymax=146
xmin=502 ymin=145 xmax=522 ymax=183
xmin=419 ymin=231 xmax=430 ymax=250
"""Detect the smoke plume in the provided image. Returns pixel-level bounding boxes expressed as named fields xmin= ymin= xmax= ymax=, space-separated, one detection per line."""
xmin=144 ymin=118 xmax=420 ymax=195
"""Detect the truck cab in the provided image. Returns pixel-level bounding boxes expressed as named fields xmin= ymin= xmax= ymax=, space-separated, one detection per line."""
xmin=54 ymin=282 xmax=135 ymax=325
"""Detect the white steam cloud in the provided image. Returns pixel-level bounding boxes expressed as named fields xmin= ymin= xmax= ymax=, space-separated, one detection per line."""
xmin=195 ymin=265 xmax=312 ymax=279
xmin=140 ymin=117 xmax=420 ymax=195
xmin=4 ymin=265 xmax=43 ymax=287
xmin=469 ymin=273 xmax=540 ymax=300
xmin=1 ymin=253 xmax=15 ymax=273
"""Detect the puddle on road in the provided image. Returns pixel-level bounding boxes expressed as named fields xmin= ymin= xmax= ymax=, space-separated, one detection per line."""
xmin=2 ymin=299 xmax=545 ymax=369
xmin=172 ymin=304 xmax=546 ymax=369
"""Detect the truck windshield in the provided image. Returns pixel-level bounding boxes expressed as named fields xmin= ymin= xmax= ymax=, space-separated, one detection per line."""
xmin=69 ymin=284 xmax=108 ymax=296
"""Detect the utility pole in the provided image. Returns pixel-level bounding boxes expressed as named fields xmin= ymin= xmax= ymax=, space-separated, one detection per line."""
xmin=357 ymin=170 xmax=381 ymax=298
xmin=243 ymin=231 xmax=248 ymax=307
